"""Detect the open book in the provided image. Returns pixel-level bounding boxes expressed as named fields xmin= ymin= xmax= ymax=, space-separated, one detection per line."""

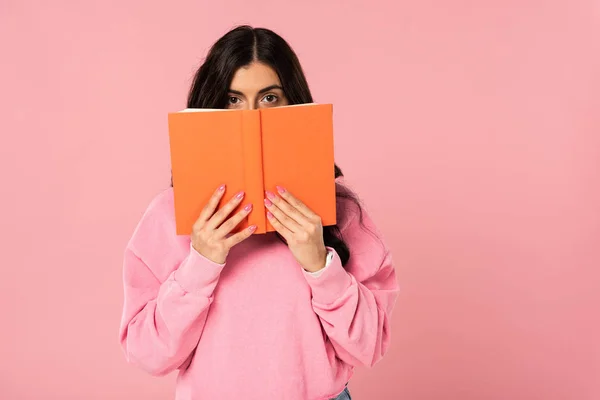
xmin=167 ymin=103 xmax=336 ymax=235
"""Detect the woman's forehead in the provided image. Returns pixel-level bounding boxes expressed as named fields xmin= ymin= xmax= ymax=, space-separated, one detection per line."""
xmin=229 ymin=62 xmax=281 ymax=92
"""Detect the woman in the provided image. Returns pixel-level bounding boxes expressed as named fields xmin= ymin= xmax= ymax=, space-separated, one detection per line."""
xmin=119 ymin=25 xmax=399 ymax=400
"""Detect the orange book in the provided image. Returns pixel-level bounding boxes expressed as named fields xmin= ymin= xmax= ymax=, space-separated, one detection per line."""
xmin=167 ymin=103 xmax=336 ymax=235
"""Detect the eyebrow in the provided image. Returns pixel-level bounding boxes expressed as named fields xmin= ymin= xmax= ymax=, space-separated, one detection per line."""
xmin=228 ymin=85 xmax=284 ymax=96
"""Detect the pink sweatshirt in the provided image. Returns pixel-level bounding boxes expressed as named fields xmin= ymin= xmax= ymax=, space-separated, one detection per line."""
xmin=119 ymin=186 xmax=399 ymax=400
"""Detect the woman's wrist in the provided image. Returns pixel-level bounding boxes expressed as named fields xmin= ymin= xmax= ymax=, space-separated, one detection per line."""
xmin=302 ymin=246 xmax=329 ymax=273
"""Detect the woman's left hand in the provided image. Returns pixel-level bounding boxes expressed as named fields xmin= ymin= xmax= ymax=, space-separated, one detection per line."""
xmin=264 ymin=186 xmax=328 ymax=273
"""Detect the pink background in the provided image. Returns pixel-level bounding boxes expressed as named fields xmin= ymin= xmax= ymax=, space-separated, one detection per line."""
xmin=1 ymin=0 xmax=599 ymax=399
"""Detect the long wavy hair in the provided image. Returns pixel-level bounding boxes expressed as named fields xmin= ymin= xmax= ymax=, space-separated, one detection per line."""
xmin=174 ymin=25 xmax=365 ymax=266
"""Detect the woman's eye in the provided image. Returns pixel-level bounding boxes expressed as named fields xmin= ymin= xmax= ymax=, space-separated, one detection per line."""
xmin=263 ymin=94 xmax=278 ymax=103
xmin=228 ymin=96 xmax=240 ymax=104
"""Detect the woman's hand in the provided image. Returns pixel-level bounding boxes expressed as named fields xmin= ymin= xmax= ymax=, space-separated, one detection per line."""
xmin=264 ymin=186 xmax=328 ymax=273
xmin=191 ymin=185 xmax=256 ymax=264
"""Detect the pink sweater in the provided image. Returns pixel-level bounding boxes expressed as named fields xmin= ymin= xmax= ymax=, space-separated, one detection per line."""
xmin=119 ymin=187 xmax=399 ymax=400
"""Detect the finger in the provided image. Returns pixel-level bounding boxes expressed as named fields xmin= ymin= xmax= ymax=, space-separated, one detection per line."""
xmin=206 ymin=190 xmax=245 ymax=230
xmin=196 ymin=184 xmax=226 ymax=225
xmin=215 ymin=204 xmax=253 ymax=238
xmin=265 ymin=190 xmax=306 ymax=226
xmin=265 ymin=198 xmax=301 ymax=232
xmin=224 ymin=224 xmax=257 ymax=248
xmin=275 ymin=186 xmax=319 ymax=222
xmin=266 ymin=210 xmax=293 ymax=239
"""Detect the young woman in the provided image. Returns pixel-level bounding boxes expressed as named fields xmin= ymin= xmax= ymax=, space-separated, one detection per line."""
xmin=119 ymin=25 xmax=399 ymax=400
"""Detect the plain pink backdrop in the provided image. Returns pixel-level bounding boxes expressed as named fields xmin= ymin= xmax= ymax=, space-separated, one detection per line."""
xmin=1 ymin=0 xmax=599 ymax=399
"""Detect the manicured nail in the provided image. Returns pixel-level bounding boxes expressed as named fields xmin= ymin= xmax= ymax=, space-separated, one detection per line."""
xmin=266 ymin=211 xmax=274 ymax=219
xmin=265 ymin=190 xmax=276 ymax=201
xmin=218 ymin=184 xmax=226 ymax=192
xmin=236 ymin=191 xmax=245 ymax=200
xmin=264 ymin=198 xmax=273 ymax=207
xmin=276 ymin=185 xmax=286 ymax=194
xmin=244 ymin=204 xmax=253 ymax=212
xmin=248 ymin=225 xmax=257 ymax=232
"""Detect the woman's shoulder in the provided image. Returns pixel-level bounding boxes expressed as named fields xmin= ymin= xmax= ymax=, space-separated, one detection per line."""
xmin=335 ymin=180 xmax=364 ymax=232
xmin=334 ymin=181 xmax=392 ymax=277
xmin=133 ymin=187 xmax=177 ymax=229
xmin=127 ymin=187 xmax=179 ymax=257
xmin=335 ymin=180 xmax=387 ymax=246
xmin=145 ymin=187 xmax=175 ymax=216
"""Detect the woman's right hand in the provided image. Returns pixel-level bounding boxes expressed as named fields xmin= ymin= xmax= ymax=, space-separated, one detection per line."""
xmin=191 ymin=185 xmax=256 ymax=264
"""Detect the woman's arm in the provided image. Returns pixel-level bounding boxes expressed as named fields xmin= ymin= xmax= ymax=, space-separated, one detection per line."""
xmin=303 ymin=205 xmax=400 ymax=368
xmin=119 ymin=243 xmax=225 ymax=376
xmin=118 ymin=189 xmax=232 ymax=376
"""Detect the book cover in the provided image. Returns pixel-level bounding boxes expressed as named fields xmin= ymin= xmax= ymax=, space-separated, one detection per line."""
xmin=167 ymin=103 xmax=336 ymax=235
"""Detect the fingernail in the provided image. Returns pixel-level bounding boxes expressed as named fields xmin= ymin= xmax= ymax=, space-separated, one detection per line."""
xmin=236 ymin=191 xmax=245 ymax=200
xmin=265 ymin=190 xmax=276 ymax=201
xmin=264 ymin=198 xmax=273 ymax=207
xmin=218 ymin=184 xmax=226 ymax=192
xmin=244 ymin=204 xmax=253 ymax=212
xmin=266 ymin=211 xmax=274 ymax=219
xmin=248 ymin=225 xmax=257 ymax=232
xmin=276 ymin=185 xmax=286 ymax=194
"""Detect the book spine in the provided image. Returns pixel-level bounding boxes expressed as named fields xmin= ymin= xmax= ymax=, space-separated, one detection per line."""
xmin=241 ymin=110 xmax=266 ymax=233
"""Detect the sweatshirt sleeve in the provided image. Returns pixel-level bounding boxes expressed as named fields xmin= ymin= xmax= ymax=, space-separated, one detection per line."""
xmin=118 ymin=190 xmax=226 ymax=376
xmin=303 ymin=200 xmax=400 ymax=368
